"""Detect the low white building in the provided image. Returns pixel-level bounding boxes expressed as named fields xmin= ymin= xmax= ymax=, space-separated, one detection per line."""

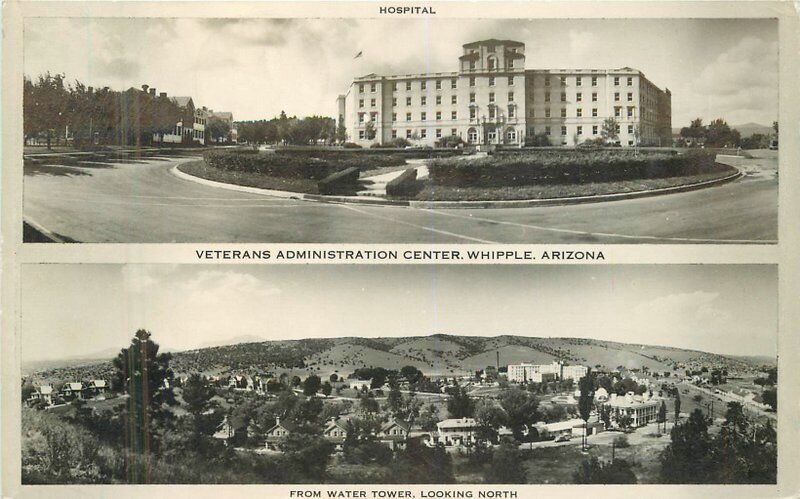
xmin=434 ymin=417 xmax=479 ymax=447
xmin=604 ymin=392 xmax=660 ymax=428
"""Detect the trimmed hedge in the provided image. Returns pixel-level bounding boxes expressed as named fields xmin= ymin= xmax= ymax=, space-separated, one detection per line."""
xmin=385 ymin=168 xmax=419 ymax=197
xmin=203 ymin=149 xmax=408 ymax=179
xmin=427 ymin=150 xmax=722 ymax=187
xmin=318 ymin=167 xmax=360 ymax=195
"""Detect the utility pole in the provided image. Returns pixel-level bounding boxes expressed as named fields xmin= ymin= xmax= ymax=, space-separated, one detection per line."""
xmin=611 ymin=441 xmax=615 ymax=463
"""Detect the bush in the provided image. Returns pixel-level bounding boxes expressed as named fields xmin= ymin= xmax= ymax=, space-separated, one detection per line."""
xmin=428 ymin=150 xmax=721 ymax=187
xmin=385 ymin=168 xmax=419 ymax=197
xmin=318 ymin=167 xmax=360 ymax=195
xmin=613 ymin=435 xmax=630 ymax=448
xmin=343 ymin=142 xmax=362 ymax=149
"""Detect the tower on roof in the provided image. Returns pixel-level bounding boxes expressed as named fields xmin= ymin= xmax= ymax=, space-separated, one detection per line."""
xmin=459 ymin=39 xmax=526 ymax=73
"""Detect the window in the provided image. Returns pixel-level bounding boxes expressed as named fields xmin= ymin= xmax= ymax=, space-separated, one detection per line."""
xmin=488 ymin=106 xmax=496 ymax=119
xmin=576 ymin=92 xmax=582 ymax=102
xmin=436 ymin=95 xmax=442 ymax=105
xmin=359 ymin=99 xmax=364 ymax=108
xmin=508 ymin=76 xmax=514 ymax=85
xmin=508 ymin=92 xmax=514 ymax=102
xmin=451 ymin=111 xmax=457 ymax=119
xmin=421 ymin=96 xmax=427 ymax=106
xmin=529 ymin=109 xmax=535 ymax=118
xmin=406 ymin=129 xmax=412 ymax=138
xmin=545 ymin=78 xmax=551 ymax=87
xmin=614 ymin=76 xmax=620 ymax=86
xmin=392 ymin=83 xmax=397 ymax=92
xmin=392 ymin=113 xmax=397 ymax=122
xmin=488 ymin=57 xmax=496 ymax=70
xmin=370 ymin=83 xmax=376 ymax=92
xmin=370 ymin=112 xmax=377 ymax=122
xmin=508 ymin=59 xmax=514 ymax=68
xmin=592 ymin=92 xmax=597 ymax=102
xmin=359 ymin=84 xmax=364 ymax=93
xmin=421 ymin=112 xmax=427 ymax=121
xmin=451 ymin=79 xmax=457 ymax=89
xmin=560 ymin=76 xmax=567 ymax=86
xmin=561 ymin=125 xmax=567 ymax=135
xmin=577 ymin=125 xmax=583 ymax=135
xmin=577 ymin=108 xmax=583 ymax=117
xmin=469 ymin=93 xmax=476 ymax=103
xmin=614 ymin=107 xmax=622 ymax=118
xmin=451 ymin=95 xmax=457 ymax=104
xmin=488 ymin=130 xmax=497 ymax=142
xmin=592 ymin=108 xmax=598 ymax=117
xmin=615 ymin=124 xmax=621 ymax=134
xmin=435 ymin=80 xmax=442 ymax=90
xmin=406 ymin=81 xmax=412 ymax=91
xmin=627 ymin=107 xmax=634 ymax=118
xmin=469 ymin=61 xmax=476 ymax=70
xmin=545 ymin=126 xmax=551 ymax=135
xmin=489 ymin=92 xmax=495 ymax=103
xmin=469 ymin=77 xmax=476 ymax=87
xmin=406 ymin=112 xmax=411 ymax=122
xmin=576 ymin=76 xmax=582 ymax=86
xmin=627 ymin=77 xmax=633 ymax=86
xmin=359 ymin=130 xmax=365 ymax=139
xmin=451 ymin=128 xmax=458 ymax=136
xmin=508 ymin=106 xmax=515 ymax=118
xmin=545 ymin=93 xmax=551 ymax=102
xmin=545 ymin=108 xmax=551 ymax=118
xmin=614 ymin=92 xmax=620 ymax=102
xmin=421 ymin=129 xmax=427 ymax=138
xmin=489 ymin=77 xmax=495 ymax=86
xmin=592 ymin=125 xmax=598 ymax=135
xmin=628 ymin=124 xmax=634 ymax=134
xmin=406 ymin=97 xmax=412 ymax=106
xmin=392 ymin=98 xmax=397 ymax=106
xmin=591 ymin=76 xmax=598 ymax=86
xmin=468 ymin=129 xmax=478 ymax=142
xmin=358 ymin=113 xmax=364 ymax=123
xmin=421 ymin=81 xmax=427 ymax=90
xmin=436 ymin=111 xmax=442 ymax=120
xmin=392 ymin=129 xmax=397 ymax=138
xmin=560 ymin=108 xmax=567 ymax=118
xmin=470 ymin=108 xmax=476 ymax=119
xmin=436 ymin=128 xmax=442 ymax=138
xmin=627 ymin=93 xmax=633 ymax=102
xmin=561 ymin=92 xmax=566 ymax=102
xmin=370 ymin=98 xmax=376 ymax=107
xmin=506 ymin=128 xmax=517 ymax=142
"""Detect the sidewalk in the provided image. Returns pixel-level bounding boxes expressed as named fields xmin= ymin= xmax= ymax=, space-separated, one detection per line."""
xmin=358 ymin=159 xmax=429 ymax=198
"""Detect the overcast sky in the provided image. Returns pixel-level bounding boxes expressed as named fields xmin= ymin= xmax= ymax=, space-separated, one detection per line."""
xmin=21 ymin=264 xmax=777 ymax=362
xmin=23 ymin=18 xmax=778 ymax=127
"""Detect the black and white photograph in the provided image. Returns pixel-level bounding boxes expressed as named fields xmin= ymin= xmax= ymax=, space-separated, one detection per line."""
xmin=20 ymin=264 xmax=777 ymax=485
xmin=22 ymin=17 xmax=778 ymax=244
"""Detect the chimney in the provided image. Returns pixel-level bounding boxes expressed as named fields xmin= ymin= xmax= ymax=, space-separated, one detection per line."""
xmin=159 ymin=92 xmax=167 ymax=98
xmin=275 ymin=417 xmax=280 ymax=425
xmin=496 ymin=350 xmax=500 ymax=368
xmin=87 ymin=86 xmax=94 ymax=95
xmin=141 ymin=84 xmax=149 ymax=93
xmin=149 ymin=88 xmax=156 ymax=96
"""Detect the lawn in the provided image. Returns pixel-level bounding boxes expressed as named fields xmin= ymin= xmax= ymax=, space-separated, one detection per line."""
xmin=178 ymin=160 xmax=321 ymax=194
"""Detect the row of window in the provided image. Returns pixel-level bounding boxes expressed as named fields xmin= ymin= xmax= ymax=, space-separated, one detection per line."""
xmin=532 ymin=123 xmax=636 ymax=136
xmin=359 ymin=128 xmax=461 ymax=140
xmin=543 ymin=75 xmax=635 ymax=87
xmin=531 ymin=106 xmax=637 ymax=119
xmin=358 ymin=106 xmax=519 ymax=123
xmin=359 ymin=75 xmax=638 ymax=95
xmin=360 ymin=91 xmax=521 ymax=109
xmin=359 ymin=122 xmax=637 ymax=142
xmin=538 ymin=91 xmax=636 ymax=103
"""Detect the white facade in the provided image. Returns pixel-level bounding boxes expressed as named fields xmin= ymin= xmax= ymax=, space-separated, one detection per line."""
xmin=507 ymin=361 xmax=588 ymax=383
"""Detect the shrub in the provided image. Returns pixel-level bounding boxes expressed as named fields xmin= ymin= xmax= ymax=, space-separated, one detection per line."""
xmin=342 ymin=142 xmax=362 ymax=149
xmin=318 ymin=167 xmax=360 ymax=195
xmin=385 ymin=168 xmax=419 ymax=197
xmin=427 ymin=150 xmax=722 ymax=187
xmin=613 ymin=435 xmax=630 ymax=448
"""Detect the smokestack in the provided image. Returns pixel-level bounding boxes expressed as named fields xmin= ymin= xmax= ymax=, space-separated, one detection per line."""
xmin=159 ymin=92 xmax=167 ymax=98
xmin=87 ymin=86 xmax=94 ymax=95
xmin=496 ymin=350 xmax=500 ymax=368
xmin=149 ymin=88 xmax=156 ymax=96
xmin=141 ymin=84 xmax=149 ymax=93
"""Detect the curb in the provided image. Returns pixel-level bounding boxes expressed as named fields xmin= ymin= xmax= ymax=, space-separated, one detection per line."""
xmin=172 ymin=163 xmax=742 ymax=210
xmin=23 ymin=218 xmax=66 ymax=243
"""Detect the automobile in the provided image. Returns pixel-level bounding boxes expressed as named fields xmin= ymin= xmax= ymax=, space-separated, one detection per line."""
xmin=555 ymin=434 xmax=571 ymax=442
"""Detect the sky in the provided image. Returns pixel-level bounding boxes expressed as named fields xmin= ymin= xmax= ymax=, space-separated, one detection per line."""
xmin=21 ymin=264 xmax=777 ymax=362
xmin=23 ymin=18 xmax=778 ymax=127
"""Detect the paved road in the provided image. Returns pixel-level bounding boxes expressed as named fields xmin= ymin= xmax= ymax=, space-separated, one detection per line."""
xmin=23 ymin=152 xmax=778 ymax=243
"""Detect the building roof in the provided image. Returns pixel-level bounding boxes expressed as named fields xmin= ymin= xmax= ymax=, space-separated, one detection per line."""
xmin=539 ymin=418 xmax=586 ymax=432
xmin=171 ymin=96 xmax=193 ymax=108
xmin=463 ymin=39 xmax=524 ymax=48
xmin=438 ymin=418 xmax=478 ymax=429
xmin=89 ymin=380 xmax=107 ymax=388
xmin=64 ymin=382 xmax=83 ymax=391
xmin=212 ymin=111 xmax=234 ymax=121
xmin=38 ymin=385 xmax=53 ymax=395
xmin=605 ymin=394 xmax=659 ymax=409
xmin=381 ymin=419 xmax=410 ymax=433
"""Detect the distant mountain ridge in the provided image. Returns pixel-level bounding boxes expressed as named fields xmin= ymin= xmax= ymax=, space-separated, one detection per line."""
xmin=23 ymin=334 xmax=772 ymax=382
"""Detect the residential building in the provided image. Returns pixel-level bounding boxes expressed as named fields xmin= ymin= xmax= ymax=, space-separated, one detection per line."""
xmin=61 ymin=382 xmax=84 ymax=401
xmin=85 ymin=379 xmax=108 ymax=397
xmin=378 ymin=419 xmax=411 ymax=450
xmin=264 ymin=417 xmax=297 ymax=451
xmin=323 ymin=418 xmax=350 ymax=451
xmin=604 ymin=392 xmax=660 ymax=428
xmin=156 ymin=94 xmax=207 ymax=144
xmin=433 ymin=417 xmax=479 ymax=447
xmin=339 ymin=39 xmax=671 ymax=148
xmin=28 ymin=385 xmax=54 ymax=406
xmin=208 ymin=110 xmax=238 ymax=143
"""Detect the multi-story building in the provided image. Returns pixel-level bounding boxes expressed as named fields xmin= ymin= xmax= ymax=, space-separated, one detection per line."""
xmin=604 ymin=392 xmax=660 ymax=428
xmin=507 ymin=361 xmax=588 ymax=383
xmin=338 ymin=39 xmax=671 ymax=148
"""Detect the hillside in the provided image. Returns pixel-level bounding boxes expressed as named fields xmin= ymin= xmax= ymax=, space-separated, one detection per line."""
xmin=23 ymin=334 xmax=769 ymax=383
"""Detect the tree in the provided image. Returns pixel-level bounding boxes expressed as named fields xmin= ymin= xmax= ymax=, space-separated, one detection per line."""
xmin=762 ymin=387 xmax=777 ymax=411
xmin=674 ymin=390 xmax=681 ymax=423
xmin=705 ymin=118 xmax=740 ymax=147
xmin=386 ymin=377 xmax=403 ymax=415
xmin=111 ymin=329 xmax=176 ymax=479
xmin=335 ymin=119 xmax=347 ymax=144
xmin=206 ymin=116 xmax=231 ymax=143
xmin=483 ymin=443 xmax=527 ymax=483
xmin=711 ymin=402 xmax=777 ymax=484
xmin=474 ymin=400 xmax=507 ymax=444
xmin=600 ymin=118 xmax=619 ymax=144
xmin=329 ymin=373 xmax=339 ymax=383
xmin=181 ymin=374 xmax=223 ymax=453
xmin=364 ymin=120 xmax=376 ymax=141
xmin=280 ymin=433 xmax=335 ymax=481
xmin=498 ymin=388 xmax=538 ymax=442
xmin=659 ymin=409 xmax=713 ymax=483
xmin=577 ymin=373 xmax=594 ymax=450
xmin=321 ymin=382 xmax=333 ymax=397
xmin=302 ymin=375 xmax=321 ymax=396
xmin=394 ymin=441 xmax=455 ymax=484
xmin=400 ymin=365 xmax=423 ymax=384
xmin=446 ymin=383 xmax=474 ymax=418
xmin=574 ymin=457 xmax=637 ymax=484
xmin=657 ymin=400 xmax=668 ymax=433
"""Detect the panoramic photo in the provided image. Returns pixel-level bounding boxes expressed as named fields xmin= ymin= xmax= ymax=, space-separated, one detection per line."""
xmin=20 ymin=264 xmax=778 ymax=484
xmin=22 ymin=18 xmax=778 ymax=243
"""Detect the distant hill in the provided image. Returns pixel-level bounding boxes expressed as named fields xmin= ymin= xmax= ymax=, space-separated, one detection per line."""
xmin=23 ymin=334 xmax=771 ymax=383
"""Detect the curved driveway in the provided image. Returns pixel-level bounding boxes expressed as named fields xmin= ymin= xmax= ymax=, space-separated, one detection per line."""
xmin=23 ymin=154 xmax=778 ymax=243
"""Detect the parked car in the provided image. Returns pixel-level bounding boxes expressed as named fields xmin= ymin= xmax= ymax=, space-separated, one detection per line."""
xmin=555 ymin=434 xmax=571 ymax=442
